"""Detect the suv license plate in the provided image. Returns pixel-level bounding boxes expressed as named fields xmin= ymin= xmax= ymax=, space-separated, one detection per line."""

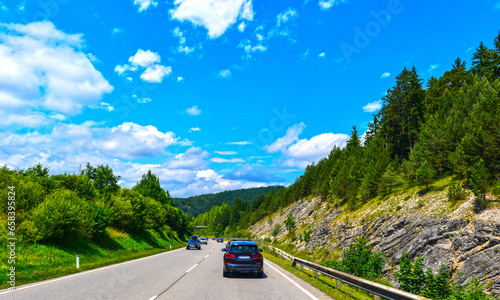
xmin=239 ymin=256 xmax=250 ymax=259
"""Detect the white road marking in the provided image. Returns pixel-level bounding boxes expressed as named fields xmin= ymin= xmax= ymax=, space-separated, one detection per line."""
xmin=148 ymin=296 xmax=157 ymax=300
xmin=0 ymin=248 xmax=185 ymax=295
xmin=186 ymin=264 xmax=198 ymax=273
xmin=204 ymin=255 xmax=209 ymax=258
xmin=265 ymin=262 xmax=319 ymax=300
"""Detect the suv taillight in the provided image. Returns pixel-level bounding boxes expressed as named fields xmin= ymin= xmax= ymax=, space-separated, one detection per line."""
xmin=225 ymin=253 xmax=236 ymax=259
xmin=252 ymin=253 xmax=262 ymax=259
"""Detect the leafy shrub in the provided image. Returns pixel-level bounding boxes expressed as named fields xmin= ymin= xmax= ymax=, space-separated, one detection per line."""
xmin=447 ymin=183 xmax=468 ymax=203
xmin=87 ymin=201 xmax=111 ymax=237
xmin=32 ymin=190 xmax=91 ymax=241
xmin=272 ymin=224 xmax=282 ymax=237
xmin=341 ymin=236 xmax=385 ymax=280
xmin=284 ymin=213 xmax=296 ymax=231
xmin=302 ymin=229 xmax=312 ymax=243
xmin=113 ymin=189 xmax=166 ymax=232
xmin=447 ymin=275 xmax=494 ymax=300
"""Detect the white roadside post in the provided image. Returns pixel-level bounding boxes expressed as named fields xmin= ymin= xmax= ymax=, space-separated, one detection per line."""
xmin=76 ymin=255 xmax=80 ymax=269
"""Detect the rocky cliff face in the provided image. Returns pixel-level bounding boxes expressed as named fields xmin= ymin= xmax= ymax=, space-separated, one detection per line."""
xmin=249 ymin=190 xmax=500 ymax=297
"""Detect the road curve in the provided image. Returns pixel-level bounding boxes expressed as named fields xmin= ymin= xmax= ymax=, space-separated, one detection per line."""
xmin=0 ymin=241 xmax=331 ymax=300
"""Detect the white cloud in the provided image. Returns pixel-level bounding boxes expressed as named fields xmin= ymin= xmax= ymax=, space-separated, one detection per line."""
xmin=0 ymin=2 xmax=8 ymax=11
xmin=214 ymin=151 xmax=237 ymax=155
xmin=266 ymin=123 xmax=349 ymax=168
xmin=115 ymin=49 xmax=171 ymax=83
xmin=319 ymin=0 xmax=343 ymax=10
xmin=277 ymin=8 xmax=298 ymax=27
xmin=226 ymin=141 xmax=251 ymax=145
xmin=186 ymin=105 xmax=201 ymax=116
xmin=129 ymin=49 xmax=160 ymax=68
xmin=164 ymin=147 xmax=210 ymax=169
xmin=140 ymin=64 xmax=172 ymax=83
xmin=265 ymin=122 xmax=306 ymax=153
xmin=428 ymin=64 xmax=439 ymax=73
xmin=211 ymin=157 xmax=245 ymax=163
xmin=219 ymin=69 xmax=232 ymax=78
xmin=99 ymin=102 xmax=114 ymax=111
xmin=318 ymin=52 xmax=325 ymax=58
xmin=178 ymin=76 xmax=184 ymax=82
xmin=134 ymin=0 xmax=158 ymax=12
xmin=380 ymin=72 xmax=390 ymax=79
xmin=172 ymin=27 xmax=197 ymax=55
xmin=98 ymin=122 xmax=181 ymax=160
xmin=112 ymin=27 xmax=123 ymax=35
xmin=362 ymin=100 xmax=382 ymax=113
xmin=238 ymin=22 xmax=246 ymax=32
xmin=189 ymin=127 xmax=201 ymax=132
xmin=238 ymin=39 xmax=267 ymax=58
xmin=0 ymin=21 xmax=113 ymax=117
xmin=170 ymin=0 xmax=254 ymax=38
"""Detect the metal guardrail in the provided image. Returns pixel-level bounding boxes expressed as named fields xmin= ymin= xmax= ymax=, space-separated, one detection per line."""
xmin=264 ymin=244 xmax=430 ymax=300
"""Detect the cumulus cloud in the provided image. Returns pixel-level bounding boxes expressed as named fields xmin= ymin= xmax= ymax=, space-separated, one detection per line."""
xmin=380 ymin=72 xmax=390 ymax=79
xmin=362 ymin=100 xmax=382 ymax=113
xmin=219 ymin=69 xmax=232 ymax=78
xmin=140 ymin=65 xmax=172 ymax=83
xmin=428 ymin=64 xmax=439 ymax=73
xmin=178 ymin=76 xmax=184 ymax=82
xmin=164 ymin=147 xmax=210 ymax=169
xmin=98 ymin=122 xmax=182 ymax=160
xmin=114 ymin=49 xmax=171 ymax=83
xmin=318 ymin=52 xmax=325 ymax=58
xmin=319 ymin=0 xmax=344 ymax=10
xmin=172 ymin=27 xmax=196 ymax=55
xmin=277 ymin=8 xmax=298 ymax=27
xmin=0 ymin=21 xmax=113 ymax=118
xmin=265 ymin=122 xmax=306 ymax=153
xmin=134 ymin=0 xmax=158 ymax=12
xmin=237 ymin=22 xmax=246 ymax=32
xmin=186 ymin=105 xmax=201 ymax=116
xmin=189 ymin=127 xmax=201 ymax=132
xmin=170 ymin=0 xmax=254 ymax=38
xmin=266 ymin=123 xmax=349 ymax=168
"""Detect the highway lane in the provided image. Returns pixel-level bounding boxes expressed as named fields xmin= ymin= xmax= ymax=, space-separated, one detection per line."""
xmin=0 ymin=241 xmax=331 ymax=300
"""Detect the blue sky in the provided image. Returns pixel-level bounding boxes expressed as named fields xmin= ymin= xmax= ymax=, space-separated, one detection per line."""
xmin=0 ymin=0 xmax=499 ymax=197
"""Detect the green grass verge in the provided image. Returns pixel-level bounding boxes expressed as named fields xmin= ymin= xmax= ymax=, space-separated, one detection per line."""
xmin=0 ymin=228 xmax=185 ymax=290
xmin=263 ymin=252 xmax=373 ymax=300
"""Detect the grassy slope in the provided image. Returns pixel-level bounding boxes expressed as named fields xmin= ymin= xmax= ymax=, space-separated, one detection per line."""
xmin=0 ymin=228 xmax=185 ymax=290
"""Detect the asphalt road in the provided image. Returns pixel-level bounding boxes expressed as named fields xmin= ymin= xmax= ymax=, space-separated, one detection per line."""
xmin=0 ymin=241 xmax=331 ymax=300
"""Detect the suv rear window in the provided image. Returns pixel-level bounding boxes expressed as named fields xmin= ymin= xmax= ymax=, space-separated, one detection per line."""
xmin=230 ymin=245 xmax=258 ymax=252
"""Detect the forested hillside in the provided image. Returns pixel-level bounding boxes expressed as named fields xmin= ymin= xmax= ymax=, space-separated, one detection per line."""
xmin=173 ymin=186 xmax=284 ymax=217
xmin=196 ymin=32 xmax=500 ymax=238
xmin=0 ymin=163 xmax=192 ymax=243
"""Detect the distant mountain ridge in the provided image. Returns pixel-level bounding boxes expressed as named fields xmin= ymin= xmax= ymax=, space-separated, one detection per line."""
xmin=173 ymin=186 xmax=284 ymax=217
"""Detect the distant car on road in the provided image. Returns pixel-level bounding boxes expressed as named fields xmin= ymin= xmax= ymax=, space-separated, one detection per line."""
xmin=212 ymin=237 xmax=216 ymax=240
xmin=186 ymin=235 xmax=201 ymax=250
xmin=200 ymin=237 xmax=208 ymax=244
xmin=216 ymin=237 xmax=224 ymax=243
xmin=222 ymin=240 xmax=263 ymax=278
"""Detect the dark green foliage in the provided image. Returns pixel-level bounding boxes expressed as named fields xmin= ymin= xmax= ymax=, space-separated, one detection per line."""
xmin=416 ymin=160 xmax=436 ymax=190
xmin=81 ymin=163 xmax=121 ymax=197
xmin=447 ymin=183 xmax=468 ymax=203
xmin=272 ymin=224 xmax=282 ymax=237
xmin=32 ymin=190 xmax=91 ymax=241
xmin=87 ymin=201 xmax=111 ymax=237
xmin=469 ymin=159 xmax=491 ymax=200
xmin=396 ymin=252 xmax=426 ymax=294
xmin=421 ymin=264 xmax=451 ymax=299
xmin=302 ymin=229 xmax=312 ymax=243
xmin=380 ymin=163 xmax=404 ymax=195
xmin=324 ymin=237 xmax=385 ymax=281
xmin=133 ymin=170 xmax=173 ymax=207
xmin=173 ymin=186 xmax=284 ymax=217
xmin=448 ymin=275 xmax=494 ymax=300
xmin=284 ymin=213 xmax=296 ymax=232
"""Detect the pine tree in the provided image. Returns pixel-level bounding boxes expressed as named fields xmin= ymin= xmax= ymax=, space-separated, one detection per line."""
xmin=416 ymin=160 xmax=436 ymax=190
xmin=379 ymin=66 xmax=425 ymax=160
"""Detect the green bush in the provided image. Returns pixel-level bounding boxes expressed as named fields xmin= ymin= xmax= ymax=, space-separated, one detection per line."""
xmin=32 ymin=190 xmax=91 ymax=241
xmin=272 ymin=223 xmax=282 ymax=237
xmin=87 ymin=201 xmax=111 ymax=237
xmin=108 ymin=192 xmax=134 ymax=230
xmin=340 ymin=236 xmax=385 ymax=280
xmin=447 ymin=183 xmax=468 ymax=203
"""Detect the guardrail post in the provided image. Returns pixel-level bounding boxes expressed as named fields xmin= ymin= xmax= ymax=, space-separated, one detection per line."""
xmin=374 ymin=295 xmax=381 ymax=300
xmin=76 ymin=255 xmax=79 ymax=269
xmin=301 ymin=265 xmax=304 ymax=271
xmin=336 ymin=279 xmax=341 ymax=288
xmin=314 ymin=270 xmax=318 ymax=278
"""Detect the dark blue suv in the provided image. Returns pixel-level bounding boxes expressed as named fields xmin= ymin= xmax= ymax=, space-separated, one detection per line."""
xmin=186 ymin=235 xmax=201 ymax=250
xmin=222 ymin=241 xmax=263 ymax=277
